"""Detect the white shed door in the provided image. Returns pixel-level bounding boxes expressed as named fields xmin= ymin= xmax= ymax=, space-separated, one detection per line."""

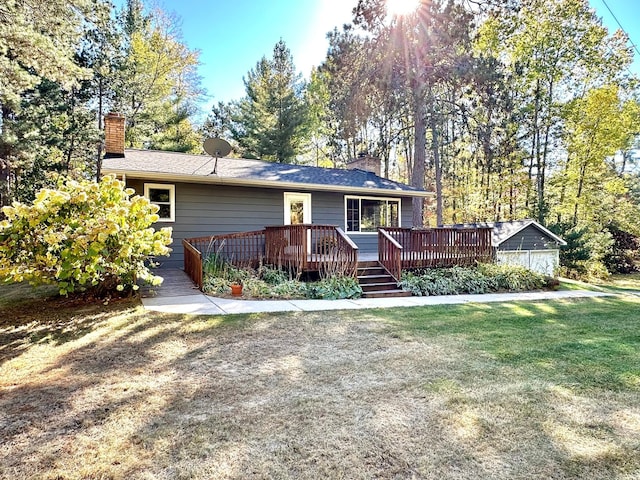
xmin=497 ymin=250 xmax=559 ymax=276
xmin=529 ymin=250 xmax=559 ymax=276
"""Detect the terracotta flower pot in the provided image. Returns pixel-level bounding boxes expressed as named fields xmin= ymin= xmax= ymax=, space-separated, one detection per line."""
xmin=230 ymin=283 xmax=243 ymax=296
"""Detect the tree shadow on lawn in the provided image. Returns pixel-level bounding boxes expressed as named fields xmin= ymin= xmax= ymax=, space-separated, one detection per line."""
xmin=0 ymin=284 xmax=142 ymax=368
xmin=0 ymin=301 xmax=229 ymax=477
xmin=2 ymin=300 xmax=640 ymax=479
xmin=129 ymin=303 xmax=640 ymax=479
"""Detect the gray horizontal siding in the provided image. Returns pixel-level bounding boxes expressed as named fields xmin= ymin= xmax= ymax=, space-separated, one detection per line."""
xmin=127 ymin=179 xmax=416 ymax=268
xmin=498 ymin=224 xmax=562 ymax=251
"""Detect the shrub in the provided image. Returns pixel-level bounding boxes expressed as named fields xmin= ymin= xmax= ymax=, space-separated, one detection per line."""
xmin=242 ymin=277 xmax=272 ymax=298
xmin=202 ymin=276 xmax=231 ymax=296
xmin=548 ymin=222 xmax=614 ymax=279
xmin=259 ymin=264 xmax=290 ymax=285
xmin=399 ymin=272 xmax=423 ymax=296
xmin=307 ymin=276 xmax=362 ymax=300
xmin=202 ymin=261 xmax=307 ymax=299
xmin=271 ymin=279 xmax=308 ymax=298
xmin=449 ymin=266 xmax=492 ymax=294
xmin=400 ymin=264 xmax=546 ymax=296
xmin=477 ymin=264 xmax=545 ymax=291
xmin=603 ymin=224 xmax=640 ymax=274
xmin=0 ymin=176 xmax=172 ymax=295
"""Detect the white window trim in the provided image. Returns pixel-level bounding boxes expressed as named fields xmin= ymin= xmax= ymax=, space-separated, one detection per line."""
xmin=283 ymin=192 xmax=312 ymax=225
xmin=344 ymin=195 xmax=401 ymax=234
xmin=144 ymin=183 xmax=175 ymax=223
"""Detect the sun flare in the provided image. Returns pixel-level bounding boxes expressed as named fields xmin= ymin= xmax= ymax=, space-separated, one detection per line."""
xmin=386 ymin=0 xmax=421 ymax=16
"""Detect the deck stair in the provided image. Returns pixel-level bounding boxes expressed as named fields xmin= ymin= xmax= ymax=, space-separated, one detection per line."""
xmin=357 ymin=261 xmax=412 ymax=299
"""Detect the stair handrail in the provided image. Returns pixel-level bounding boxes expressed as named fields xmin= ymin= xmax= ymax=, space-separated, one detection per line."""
xmin=378 ymin=228 xmax=402 ymax=282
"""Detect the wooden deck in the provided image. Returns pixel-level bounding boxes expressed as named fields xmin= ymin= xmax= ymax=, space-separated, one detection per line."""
xmin=183 ymin=225 xmax=494 ymax=290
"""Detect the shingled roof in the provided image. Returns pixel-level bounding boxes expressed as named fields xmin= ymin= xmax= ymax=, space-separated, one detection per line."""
xmin=448 ymin=219 xmax=567 ymax=247
xmin=102 ymin=149 xmax=431 ymax=197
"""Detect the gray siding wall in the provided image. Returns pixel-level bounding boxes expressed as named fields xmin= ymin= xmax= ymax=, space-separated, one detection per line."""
xmin=128 ymin=179 xmax=415 ymax=268
xmin=498 ymin=224 xmax=561 ymax=251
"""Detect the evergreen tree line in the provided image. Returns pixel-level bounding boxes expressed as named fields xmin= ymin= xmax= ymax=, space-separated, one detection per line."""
xmin=0 ymin=0 xmax=202 ymax=204
xmin=2 ymin=0 xmax=640 ymax=276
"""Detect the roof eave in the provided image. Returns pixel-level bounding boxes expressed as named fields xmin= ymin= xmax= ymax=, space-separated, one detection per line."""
xmin=495 ymin=219 xmax=567 ymax=247
xmin=102 ymin=169 xmax=434 ymax=198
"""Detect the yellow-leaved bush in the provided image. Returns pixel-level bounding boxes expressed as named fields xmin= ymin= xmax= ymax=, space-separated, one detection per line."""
xmin=0 ymin=175 xmax=173 ymax=295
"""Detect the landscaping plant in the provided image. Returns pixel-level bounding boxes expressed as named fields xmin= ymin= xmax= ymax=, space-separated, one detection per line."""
xmin=0 ymin=175 xmax=172 ymax=295
xmin=202 ymin=259 xmax=361 ymax=300
xmin=400 ymin=264 xmax=546 ymax=296
xmin=306 ymin=275 xmax=362 ymax=300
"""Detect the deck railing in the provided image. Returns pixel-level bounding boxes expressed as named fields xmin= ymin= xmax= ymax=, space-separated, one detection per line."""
xmin=183 ymin=225 xmax=359 ymax=289
xmin=383 ymin=226 xmax=493 ymax=269
xmin=378 ymin=228 xmax=402 ymax=281
xmin=182 ymin=239 xmax=204 ymax=289
xmin=182 ymin=230 xmax=266 ymax=289
xmin=265 ymin=224 xmax=359 ymax=276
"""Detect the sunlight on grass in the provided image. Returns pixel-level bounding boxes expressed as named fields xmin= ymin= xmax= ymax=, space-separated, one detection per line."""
xmin=533 ymin=302 xmax=558 ymax=314
xmin=451 ymin=407 xmax=481 ymax=440
xmin=504 ymin=303 xmax=536 ymax=317
xmin=563 ymin=273 xmax=640 ymax=296
xmin=179 ymin=317 xmax=226 ymax=333
xmin=0 ymin=306 xmax=144 ymax=383
xmin=542 ymin=318 xmax=567 ymax=327
xmin=547 ymin=423 xmax=622 ymax=460
xmin=534 ymin=359 xmax=557 ymax=370
xmin=600 ymin=273 xmax=640 ymax=290
xmin=613 ymin=409 xmax=640 ymax=435
xmin=619 ymin=372 xmax=640 ymax=389
xmin=423 ymin=378 xmax=461 ymax=394
xmin=548 ymin=385 xmax=575 ymax=399
xmin=257 ymin=354 xmax=304 ymax=381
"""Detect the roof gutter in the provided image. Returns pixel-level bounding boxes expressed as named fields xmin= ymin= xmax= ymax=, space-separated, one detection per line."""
xmin=102 ymin=169 xmax=434 ymax=198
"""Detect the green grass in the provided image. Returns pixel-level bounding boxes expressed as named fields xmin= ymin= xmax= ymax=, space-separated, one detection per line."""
xmin=593 ymin=273 xmax=640 ymax=293
xmin=377 ymin=298 xmax=640 ymax=392
xmin=560 ymin=273 xmax=640 ymax=295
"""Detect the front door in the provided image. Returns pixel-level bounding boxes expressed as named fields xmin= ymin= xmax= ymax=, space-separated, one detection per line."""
xmin=284 ymin=192 xmax=312 ymax=254
xmin=284 ymin=192 xmax=311 ymax=225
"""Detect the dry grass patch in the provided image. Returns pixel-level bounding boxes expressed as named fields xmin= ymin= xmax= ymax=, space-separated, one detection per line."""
xmin=1 ymin=287 xmax=640 ymax=479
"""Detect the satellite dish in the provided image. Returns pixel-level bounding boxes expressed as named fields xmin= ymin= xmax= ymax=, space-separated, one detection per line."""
xmin=204 ymin=138 xmax=232 ymax=157
xmin=203 ymin=138 xmax=232 ymax=174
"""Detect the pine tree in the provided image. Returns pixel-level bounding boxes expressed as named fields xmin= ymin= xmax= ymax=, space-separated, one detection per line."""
xmin=232 ymin=40 xmax=308 ymax=163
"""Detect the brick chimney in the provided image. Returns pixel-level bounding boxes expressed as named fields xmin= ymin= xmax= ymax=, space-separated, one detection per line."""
xmin=346 ymin=151 xmax=381 ymax=176
xmin=104 ymin=112 xmax=125 ymax=157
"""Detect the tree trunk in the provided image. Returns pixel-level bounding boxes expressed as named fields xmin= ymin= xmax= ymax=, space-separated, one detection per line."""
xmin=429 ymin=89 xmax=442 ymax=226
xmin=96 ymin=77 xmax=104 ymax=181
xmin=412 ymin=92 xmax=427 ymax=228
xmin=527 ymin=80 xmax=540 ymax=212
xmin=537 ymin=79 xmax=554 ymax=224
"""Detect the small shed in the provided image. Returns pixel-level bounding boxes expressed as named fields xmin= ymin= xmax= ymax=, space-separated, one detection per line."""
xmin=449 ymin=219 xmax=566 ymax=276
xmin=491 ymin=220 xmax=566 ymax=276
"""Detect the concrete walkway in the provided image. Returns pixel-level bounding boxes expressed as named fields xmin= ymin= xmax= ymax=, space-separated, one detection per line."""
xmin=141 ymin=269 xmax=614 ymax=316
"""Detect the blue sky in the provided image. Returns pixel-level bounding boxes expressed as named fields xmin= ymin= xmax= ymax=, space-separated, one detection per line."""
xmin=142 ymin=0 xmax=640 ymax=113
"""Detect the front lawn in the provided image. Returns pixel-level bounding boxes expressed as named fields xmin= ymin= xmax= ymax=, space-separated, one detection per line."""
xmin=593 ymin=273 xmax=640 ymax=294
xmin=1 ymin=286 xmax=639 ymax=479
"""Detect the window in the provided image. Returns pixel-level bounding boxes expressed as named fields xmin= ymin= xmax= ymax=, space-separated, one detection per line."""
xmin=345 ymin=196 xmax=400 ymax=233
xmin=144 ymin=183 xmax=175 ymax=222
